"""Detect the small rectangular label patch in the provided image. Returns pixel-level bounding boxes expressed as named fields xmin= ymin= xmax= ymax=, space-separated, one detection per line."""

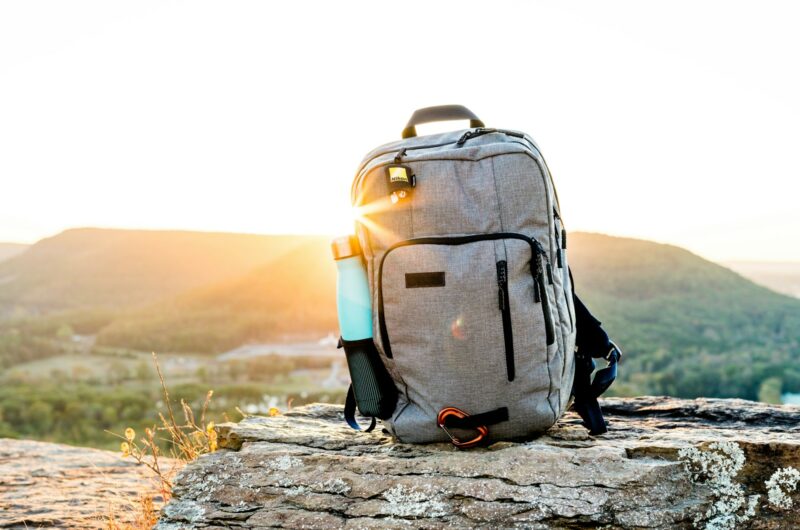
xmin=405 ymin=272 xmax=446 ymax=288
xmin=388 ymin=166 xmax=410 ymax=183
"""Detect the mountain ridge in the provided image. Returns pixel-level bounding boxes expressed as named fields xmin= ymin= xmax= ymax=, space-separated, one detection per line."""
xmin=0 ymin=227 xmax=329 ymax=316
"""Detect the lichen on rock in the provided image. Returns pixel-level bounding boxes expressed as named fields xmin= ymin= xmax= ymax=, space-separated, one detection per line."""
xmin=765 ymin=466 xmax=800 ymax=510
xmin=678 ymin=441 xmax=759 ymax=530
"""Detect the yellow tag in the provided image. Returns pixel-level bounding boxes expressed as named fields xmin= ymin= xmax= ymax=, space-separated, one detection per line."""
xmin=388 ymin=166 xmax=409 ymax=183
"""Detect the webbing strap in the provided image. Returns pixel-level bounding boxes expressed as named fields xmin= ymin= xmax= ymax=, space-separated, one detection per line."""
xmin=572 ymin=397 xmax=607 ymax=436
xmin=344 ymin=384 xmax=376 ymax=432
xmin=442 ymin=407 xmax=509 ymax=430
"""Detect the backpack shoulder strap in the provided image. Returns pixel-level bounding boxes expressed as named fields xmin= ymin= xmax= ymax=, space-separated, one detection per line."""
xmin=570 ymin=269 xmax=622 ymax=435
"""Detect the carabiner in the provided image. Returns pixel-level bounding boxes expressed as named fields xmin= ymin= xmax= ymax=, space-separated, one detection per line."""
xmin=437 ymin=407 xmax=488 ymax=449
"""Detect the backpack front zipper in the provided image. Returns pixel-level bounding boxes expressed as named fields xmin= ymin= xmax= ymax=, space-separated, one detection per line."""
xmin=496 ymin=260 xmax=515 ymax=381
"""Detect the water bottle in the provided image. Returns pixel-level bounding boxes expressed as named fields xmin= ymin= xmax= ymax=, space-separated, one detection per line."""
xmin=332 ymin=235 xmax=397 ymax=421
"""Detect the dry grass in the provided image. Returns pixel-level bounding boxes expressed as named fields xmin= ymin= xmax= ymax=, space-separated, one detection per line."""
xmin=104 ymin=494 xmax=158 ymax=530
xmin=103 ymin=352 xmax=219 ymax=529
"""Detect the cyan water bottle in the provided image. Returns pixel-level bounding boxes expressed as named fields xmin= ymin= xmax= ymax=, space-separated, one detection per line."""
xmin=332 ymin=235 xmax=397 ymax=424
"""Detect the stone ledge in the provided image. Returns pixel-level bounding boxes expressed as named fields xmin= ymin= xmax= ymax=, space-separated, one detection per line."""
xmin=157 ymin=397 xmax=800 ymax=529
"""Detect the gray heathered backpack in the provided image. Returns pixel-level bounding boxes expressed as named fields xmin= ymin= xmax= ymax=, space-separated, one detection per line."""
xmin=345 ymin=105 xmax=619 ymax=446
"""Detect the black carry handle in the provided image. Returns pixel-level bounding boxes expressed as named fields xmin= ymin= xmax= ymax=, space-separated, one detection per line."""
xmin=402 ymin=105 xmax=485 ymax=139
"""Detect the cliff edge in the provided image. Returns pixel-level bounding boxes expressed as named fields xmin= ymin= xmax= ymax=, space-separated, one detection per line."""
xmin=157 ymin=396 xmax=800 ymax=529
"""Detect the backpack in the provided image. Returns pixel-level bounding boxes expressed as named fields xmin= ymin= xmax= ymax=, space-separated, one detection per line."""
xmin=343 ymin=105 xmax=620 ymax=445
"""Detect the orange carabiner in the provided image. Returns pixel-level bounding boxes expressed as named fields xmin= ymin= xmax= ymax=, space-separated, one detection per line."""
xmin=437 ymin=407 xmax=489 ymax=449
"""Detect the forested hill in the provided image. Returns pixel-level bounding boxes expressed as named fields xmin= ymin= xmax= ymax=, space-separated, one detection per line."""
xmin=0 ymin=228 xmax=328 ymax=316
xmin=95 ymin=241 xmax=337 ymax=353
xmin=569 ymin=232 xmax=800 ymax=400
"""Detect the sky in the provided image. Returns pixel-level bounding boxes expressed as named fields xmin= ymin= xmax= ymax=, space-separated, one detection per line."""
xmin=1 ymin=1 xmax=799 ymax=262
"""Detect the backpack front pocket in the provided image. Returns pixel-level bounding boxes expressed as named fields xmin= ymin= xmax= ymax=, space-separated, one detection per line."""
xmin=378 ymin=233 xmax=554 ymax=403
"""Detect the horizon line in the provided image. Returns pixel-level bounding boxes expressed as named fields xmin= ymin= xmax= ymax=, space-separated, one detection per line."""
xmin=2 ymin=225 xmax=800 ymax=265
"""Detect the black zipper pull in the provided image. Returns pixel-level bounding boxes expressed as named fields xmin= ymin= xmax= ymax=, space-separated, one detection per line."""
xmin=456 ymin=127 xmax=500 ymax=147
xmin=497 ymin=261 xmax=508 ymax=310
xmin=393 ymin=148 xmax=407 ymax=164
xmin=457 ymin=128 xmax=480 ymax=146
xmin=546 ymin=262 xmax=554 ymax=285
xmin=556 ymin=248 xmax=563 ymax=268
xmin=534 ymin=243 xmax=545 ymax=274
xmin=457 ymin=127 xmax=522 ymax=147
xmin=553 ymin=208 xmax=567 ymax=250
xmin=532 ymin=252 xmax=544 ymax=303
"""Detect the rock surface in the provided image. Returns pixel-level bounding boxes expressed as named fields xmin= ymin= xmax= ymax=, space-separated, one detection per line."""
xmin=0 ymin=438 xmax=171 ymax=529
xmin=157 ymin=397 xmax=800 ymax=529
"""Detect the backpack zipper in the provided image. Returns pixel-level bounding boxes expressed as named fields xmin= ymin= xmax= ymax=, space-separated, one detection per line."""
xmin=496 ymin=260 xmax=515 ymax=381
xmin=377 ymin=232 xmax=555 ymax=360
xmin=553 ymin=208 xmax=563 ymax=268
xmin=552 ymin=208 xmax=573 ymax=331
xmin=531 ymin=243 xmax=556 ymax=347
xmin=352 ymin=129 xmax=529 ymax=198
xmin=457 ymin=127 xmax=525 ymax=146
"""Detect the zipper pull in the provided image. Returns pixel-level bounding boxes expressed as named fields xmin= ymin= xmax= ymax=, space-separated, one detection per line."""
xmin=556 ymin=248 xmax=563 ymax=268
xmin=553 ymin=208 xmax=567 ymax=250
xmin=546 ymin=263 xmax=554 ymax=285
xmin=456 ymin=127 xmax=498 ymax=146
xmin=457 ymin=128 xmax=481 ymax=146
xmin=534 ymin=247 xmax=545 ymax=276
xmin=531 ymin=243 xmax=546 ymax=303
xmin=496 ymin=261 xmax=508 ymax=310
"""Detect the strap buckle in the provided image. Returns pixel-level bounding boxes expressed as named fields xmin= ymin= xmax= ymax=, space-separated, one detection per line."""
xmin=603 ymin=340 xmax=622 ymax=362
xmin=437 ymin=407 xmax=488 ymax=449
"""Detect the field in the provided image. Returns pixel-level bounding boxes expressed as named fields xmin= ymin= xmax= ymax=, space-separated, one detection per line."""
xmin=0 ymin=340 xmax=348 ymax=450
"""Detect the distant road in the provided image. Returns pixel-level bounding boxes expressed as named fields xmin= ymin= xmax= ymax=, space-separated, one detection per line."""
xmin=217 ymin=335 xmax=340 ymax=361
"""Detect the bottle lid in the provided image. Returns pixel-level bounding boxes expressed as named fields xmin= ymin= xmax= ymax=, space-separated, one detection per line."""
xmin=331 ymin=234 xmax=362 ymax=260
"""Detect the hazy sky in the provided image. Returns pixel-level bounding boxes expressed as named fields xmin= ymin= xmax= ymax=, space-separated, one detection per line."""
xmin=1 ymin=1 xmax=799 ymax=261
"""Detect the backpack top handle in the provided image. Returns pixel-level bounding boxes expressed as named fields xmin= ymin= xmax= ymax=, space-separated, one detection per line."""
xmin=402 ymin=105 xmax=485 ymax=139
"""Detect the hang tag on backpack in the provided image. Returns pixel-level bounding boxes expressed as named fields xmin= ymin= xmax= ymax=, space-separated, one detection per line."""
xmin=386 ymin=165 xmax=416 ymax=204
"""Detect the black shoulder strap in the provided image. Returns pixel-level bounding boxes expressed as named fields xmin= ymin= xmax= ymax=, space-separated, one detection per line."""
xmin=344 ymin=384 xmax=377 ymax=432
xmin=570 ymin=269 xmax=621 ymax=435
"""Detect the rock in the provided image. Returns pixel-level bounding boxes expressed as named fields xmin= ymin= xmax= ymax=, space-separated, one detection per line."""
xmin=157 ymin=397 xmax=800 ymax=529
xmin=0 ymin=438 xmax=172 ymax=529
